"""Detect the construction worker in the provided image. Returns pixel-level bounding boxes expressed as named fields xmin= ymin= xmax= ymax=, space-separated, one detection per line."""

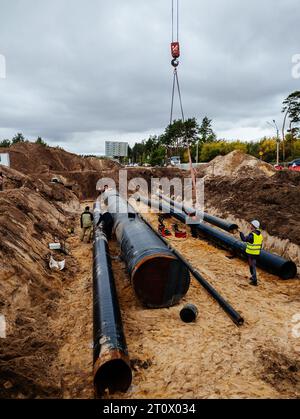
xmin=80 ymin=206 xmax=94 ymax=243
xmin=240 ymin=220 xmax=263 ymax=286
xmin=97 ymin=211 xmax=114 ymax=240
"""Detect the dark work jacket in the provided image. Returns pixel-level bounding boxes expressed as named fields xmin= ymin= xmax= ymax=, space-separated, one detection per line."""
xmin=97 ymin=212 xmax=114 ymax=240
xmin=80 ymin=211 xmax=94 ymax=228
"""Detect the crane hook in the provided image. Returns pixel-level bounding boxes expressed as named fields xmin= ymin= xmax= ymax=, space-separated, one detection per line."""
xmin=171 ymin=58 xmax=179 ymax=68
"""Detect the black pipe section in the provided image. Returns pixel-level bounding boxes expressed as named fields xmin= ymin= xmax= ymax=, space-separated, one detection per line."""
xmin=138 ymin=196 xmax=297 ymax=280
xmin=157 ymin=193 xmax=238 ymax=233
xmin=180 ymin=304 xmax=199 ymax=323
xmin=136 ymin=210 xmax=244 ymax=326
xmin=93 ymin=201 xmax=132 ymax=396
xmin=103 ymin=191 xmax=190 ymax=308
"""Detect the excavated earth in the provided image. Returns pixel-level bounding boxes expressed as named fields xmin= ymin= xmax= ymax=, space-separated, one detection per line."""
xmin=1 ymin=146 xmax=300 ymax=399
xmin=0 ymin=167 xmax=80 ymax=398
xmin=104 ymin=201 xmax=300 ymax=400
xmin=204 ymin=171 xmax=300 ymax=246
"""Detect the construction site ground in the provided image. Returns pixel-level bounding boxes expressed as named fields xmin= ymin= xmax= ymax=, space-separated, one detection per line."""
xmin=1 ymin=145 xmax=300 ymax=399
xmin=45 ymin=202 xmax=300 ymax=399
xmin=105 ymin=201 xmax=300 ymax=399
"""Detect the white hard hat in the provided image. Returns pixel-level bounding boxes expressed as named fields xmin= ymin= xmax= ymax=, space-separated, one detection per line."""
xmin=251 ymin=220 xmax=260 ymax=229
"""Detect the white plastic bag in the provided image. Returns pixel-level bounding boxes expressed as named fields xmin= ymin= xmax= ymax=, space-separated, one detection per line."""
xmin=49 ymin=256 xmax=65 ymax=271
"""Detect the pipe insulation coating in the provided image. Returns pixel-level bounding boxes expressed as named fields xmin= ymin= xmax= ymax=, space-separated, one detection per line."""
xmin=138 ymin=196 xmax=297 ymax=280
xmin=103 ymin=191 xmax=190 ymax=308
xmin=93 ymin=201 xmax=132 ymax=396
xmin=157 ymin=193 xmax=239 ymax=232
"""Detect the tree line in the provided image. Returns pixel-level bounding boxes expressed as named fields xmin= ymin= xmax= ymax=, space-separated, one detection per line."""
xmin=1 ymin=91 xmax=299 ymax=165
xmin=0 ymin=133 xmax=47 ymax=148
xmin=129 ymin=120 xmax=300 ymax=166
xmin=130 ymin=91 xmax=300 ymax=165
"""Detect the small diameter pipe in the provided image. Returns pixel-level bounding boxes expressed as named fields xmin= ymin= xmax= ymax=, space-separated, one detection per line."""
xmin=157 ymin=192 xmax=238 ymax=232
xmin=136 ymin=210 xmax=244 ymax=327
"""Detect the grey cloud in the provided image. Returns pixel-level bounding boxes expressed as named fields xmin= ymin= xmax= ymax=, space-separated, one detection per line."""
xmin=0 ymin=0 xmax=299 ymax=153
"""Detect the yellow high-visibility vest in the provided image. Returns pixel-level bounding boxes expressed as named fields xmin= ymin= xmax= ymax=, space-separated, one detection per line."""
xmin=246 ymin=231 xmax=263 ymax=256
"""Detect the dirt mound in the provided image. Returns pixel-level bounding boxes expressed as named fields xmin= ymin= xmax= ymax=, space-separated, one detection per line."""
xmin=205 ymin=170 xmax=300 ymax=246
xmin=256 ymin=348 xmax=300 ymax=397
xmin=0 ymin=167 xmax=80 ymax=398
xmin=61 ymin=167 xmax=188 ymax=201
xmin=1 ymin=142 xmax=120 ymax=175
xmin=0 ymin=142 xmax=123 ymax=201
xmin=197 ymin=151 xmax=275 ymax=178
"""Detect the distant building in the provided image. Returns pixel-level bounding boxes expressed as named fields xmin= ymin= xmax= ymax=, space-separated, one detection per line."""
xmin=105 ymin=141 xmax=128 ymax=158
xmin=0 ymin=153 xmax=10 ymax=167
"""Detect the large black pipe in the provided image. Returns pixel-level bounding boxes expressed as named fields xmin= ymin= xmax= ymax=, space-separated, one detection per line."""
xmin=138 ymin=196 xmax=297 ymax=280
xmin=103 ymin=191 xmax=190 ymax=308
xmin=157 ymin=193 xmax=238 ymax=233
xmin=93 ymin=201 xmax=132 ymax=396
xmin=136 ymin=211 xmax=244 ymax=326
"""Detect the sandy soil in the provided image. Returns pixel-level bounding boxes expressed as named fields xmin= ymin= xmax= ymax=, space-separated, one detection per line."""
xmin=48 ymin=204 xmax=94 ymax=399
xmin=104 ymin=202 xmax=300 ymax=399
xmin=2 ymin=194 xmax=299 ymax=399
xmin=0 ymin=170 xmax=80 ymax=399
xmin=204 ymin=170 xmax=300 ymax=246
xmin=1 ymin=150 xmax=300 ymax=399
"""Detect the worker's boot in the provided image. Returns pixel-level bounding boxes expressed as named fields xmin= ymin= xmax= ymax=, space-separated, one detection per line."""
xmin=249 ymin=277 xmax=258 ymax=286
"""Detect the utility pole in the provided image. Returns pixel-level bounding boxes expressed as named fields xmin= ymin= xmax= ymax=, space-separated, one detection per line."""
xmin=196 ymin=141 xmax=199 ymax=164
xmin=282 ymin=107 xmax=290 ymax=164
xmin=273 ymin=120 xmax=280 ymax=167
xmin=267 ymin=120 xmax=280 ymax=166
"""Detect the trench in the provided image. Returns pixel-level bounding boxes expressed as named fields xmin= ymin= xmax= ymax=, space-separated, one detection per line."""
xmin=49 ymin=200 xmax=300 ymax=399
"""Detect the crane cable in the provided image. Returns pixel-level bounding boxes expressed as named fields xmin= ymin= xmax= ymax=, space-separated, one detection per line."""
xmin=171 ymin=0 xmax=179 ymax=43
xmin=170 ymin=0 xmax=197 ymax=200
xmin=170 ymin=0 xmax=184 ymax=125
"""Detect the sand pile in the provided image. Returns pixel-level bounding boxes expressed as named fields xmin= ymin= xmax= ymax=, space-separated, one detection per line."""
xmin=63 ymin=166 xmax=187 ymax=201
xmin=1 ymin=142 xmax=123 ymax=201
xmin=197 ymin=151 xmax=276 ymax=178
xmin=0 ymin=167 xmax=80 ymax=398
xmin=1 ymin=142 xmax=120 ymax=175
xmin=2 ymin=142 xmax=187 ymax=201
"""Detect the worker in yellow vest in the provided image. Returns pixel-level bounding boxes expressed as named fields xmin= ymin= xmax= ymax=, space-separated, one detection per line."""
xmin=80 ymin=206 xmax=94 ymax=243
xmin=240 ymin=220 xmax=263 ymax=286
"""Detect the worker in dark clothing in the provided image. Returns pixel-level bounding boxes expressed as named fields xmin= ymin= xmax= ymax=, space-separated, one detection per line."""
xmin=98 ymin=185 xmax=109 ymax=195
xmin=97 ymin=211 xmax=114 ymax=240
xmin=240 ymin=220 xmax=263 ymax=286
xmin=185 ymin=211 xmax=198 ymax=238
xmin=80 ymin=206 xmax=94 ymax=243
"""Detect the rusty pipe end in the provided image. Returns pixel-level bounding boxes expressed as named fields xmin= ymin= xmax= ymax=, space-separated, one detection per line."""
xmin=94 ymin=351 xmax=132 ymax=397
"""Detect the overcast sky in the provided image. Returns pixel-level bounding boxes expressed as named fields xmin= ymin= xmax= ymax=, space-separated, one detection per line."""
xmin=0 ymin=0 xmax=299 ymax=155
